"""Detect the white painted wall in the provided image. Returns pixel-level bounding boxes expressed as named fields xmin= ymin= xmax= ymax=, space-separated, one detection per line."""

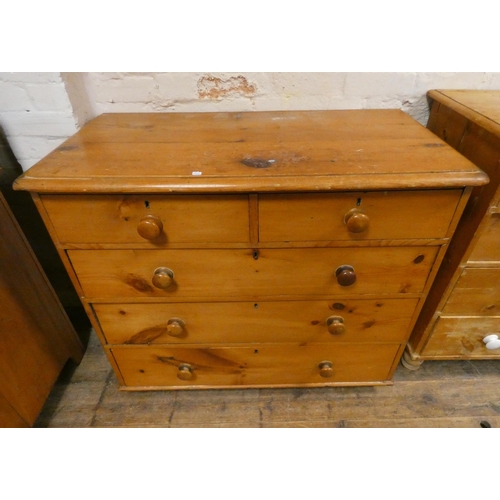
xmin=0 ymin=72 xmax=79 ymax=170
xmin=1 ymin=72 xmax=500 ymax=171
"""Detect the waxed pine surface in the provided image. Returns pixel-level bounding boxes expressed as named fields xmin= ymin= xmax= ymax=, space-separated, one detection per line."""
xmin=35 ymin=330 xmax=500 ymax=428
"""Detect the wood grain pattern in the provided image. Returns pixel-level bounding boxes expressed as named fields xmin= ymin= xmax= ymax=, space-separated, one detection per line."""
xmin=42 ymin=194 xmax=250 ymax=245
xmin=13 ymin=110 xmax=487 ymax=194
xmin=259 ymin=190 xmax=462 ymax=241
xmin=441 ymin=268 xmax=500 ymax=316
xmin=34 ymin=331 xmax=500 ymax=427
xmin=407 ymin=90 xmax=500 ymax=360
xmin=68 ymin=246 xmax=439 ymax=299
xmin=0 ymin=192 xmax=84 ymax=426
xmin=467 ymin=213 xmax=500 ymax=261
xmin=111 ymin=343 xmax=400 ymax=388
xmin=427 ymin=90 xmax=500 ymax=138
xmin=12 ymin=109 xmax=485 ymax=389
xmin=94 ymin=298 xmax=419 ymax=345
xmin=421 ymin=316 xmax=500 ymax=358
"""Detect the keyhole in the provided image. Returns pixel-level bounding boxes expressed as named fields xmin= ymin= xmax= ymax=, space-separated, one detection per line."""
xmin=144 ymin=200 xmax=150 ymax=209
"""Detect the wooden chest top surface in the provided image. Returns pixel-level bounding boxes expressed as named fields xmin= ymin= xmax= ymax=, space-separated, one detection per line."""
xmin=428 ymin=90 xmax=500 ymax=134
xmin=14 ymin=110 xmax=487 ymax=194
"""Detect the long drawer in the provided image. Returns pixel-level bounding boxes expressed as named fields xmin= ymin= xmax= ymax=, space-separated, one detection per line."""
xmin=441 ymin=268 xmax=500 ymax=316
xmin=69 ymin=247 xmax=439 ymax=299
xmin=259 ymin=190 xmax=461 ymax=242
xmin=111 ymin=344 xmax=401 ymax=388
xmin=468 ymin=214 xmax=500 ymax=262
xmin=94 ymin=298 xmax=419 ymax=345
xmin=421 ymin=316 xmax=500 ymax=357
xmin=42 ymin=194 xmax=250 ymax=245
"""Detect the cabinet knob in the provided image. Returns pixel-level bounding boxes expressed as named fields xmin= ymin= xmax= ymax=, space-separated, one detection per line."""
xmin=152 ymin=267 xmax=174 ymax=289
xmin=326 ymin=316 xmax=345 ymax=335
xmin=335 ymin=265 xmax=356 ymax=287
xmin=177 ymin=363 xmax=194 ymax=381
xmin=318 ymin=361 xmax=334 ymax=378
xmin=167 ymin=318 xmax=185 ymax=337
xmin=483 ymin=334 xmax=500 ymax=350
xmin=344 ymin=208 xmax=369 ymax=233
xmin=137 ymin=214 xmax=163 ymax=240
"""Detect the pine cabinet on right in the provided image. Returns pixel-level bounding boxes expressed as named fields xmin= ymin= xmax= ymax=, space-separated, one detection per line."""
xmin=404 ymin=90 xmax=500 ymax=369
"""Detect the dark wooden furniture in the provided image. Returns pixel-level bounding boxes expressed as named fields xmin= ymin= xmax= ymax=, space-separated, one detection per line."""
xmin=0 ymin=191 xmax=84 ymax=426
xmin=404 ymin=90 xmax=500 ymax=367
xmin=0 ymin=131 xmax=86 ymax=427
xmin=14 ymin=110 xmax=487 ymax=390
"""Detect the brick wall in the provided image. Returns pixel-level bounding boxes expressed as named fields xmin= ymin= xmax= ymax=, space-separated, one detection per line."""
xmin=0 ymin=72 xmax=79 ymax=170
xmin=2 ymin=72 xmax=500 ymax=170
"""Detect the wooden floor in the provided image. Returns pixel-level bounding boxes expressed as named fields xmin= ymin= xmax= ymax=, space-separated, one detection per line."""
xmin=34 ymin=330 xmax=500 ymax=428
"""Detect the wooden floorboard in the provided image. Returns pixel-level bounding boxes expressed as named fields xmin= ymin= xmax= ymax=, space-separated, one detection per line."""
xmin=34 ymin=331 xmax=500 ymax=428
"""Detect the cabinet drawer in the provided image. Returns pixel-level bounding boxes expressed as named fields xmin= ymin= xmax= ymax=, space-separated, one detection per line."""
xmin=42 ymin=194 xmax=250 ymax=245
xmin=468 ymin=214 xmax=500 ymax=262
xmin=95 ymin=298 xmax=419 ymax=345
xmin=259 ymin=190 xmax=461 ymax=242
xmin=441 ymin=268 xmax=500 ymax=316
xmin=111 ymin=344 xmax=400 ymax=388
xmin=69 ymin=247 xmax=438 ymax=299
xmin=422 ymin=317 xmax=500 ymax=358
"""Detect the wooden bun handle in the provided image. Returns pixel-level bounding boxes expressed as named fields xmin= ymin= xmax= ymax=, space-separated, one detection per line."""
xmin=177 ymin=363 xmax=194 ymax=381
xmin=137 ymin=214 xmax=163 ymax=240
xmin=344 ymin=208 xmax=369 ymax=233
xmin=167 ymin=318 xmax=185 ymax=337
xmin=152 ymin=267 xmax=174 ymax=289
xmin=326 ymin=316 xmax=345 ymax=335
xmin=318 ymin=361 xmax=334 ymax=378
xmin=335 ymin=265 xmax=356 ymax=287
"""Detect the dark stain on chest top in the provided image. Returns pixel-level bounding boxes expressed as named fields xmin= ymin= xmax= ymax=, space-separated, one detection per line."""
xmin=241 ymin=157 xmax=276 ymax=168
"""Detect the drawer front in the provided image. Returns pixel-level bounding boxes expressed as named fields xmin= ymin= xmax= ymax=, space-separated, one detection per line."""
xmin=42 ymin=194 xmax=250 ymax=244
xmin=111 ymin=344 xmax=400 ymax=387
xmin=259 ymin=190 xmax=461 ymax=242
xmin=95 ymin=298 xmax=419 ymax=345
xmin=69 ymin=247 xmax=438 ymax=299
xmin=441 ymin=268 xmax=500 ymax=316
xmin=468 ymin=214 xmax=500 ymax=262
xmin=422 ymin=317 xmax=500 ymax=358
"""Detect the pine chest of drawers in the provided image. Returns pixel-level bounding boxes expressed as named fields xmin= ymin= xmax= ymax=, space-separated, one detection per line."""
xmin=405 ymin=90 xmax=500 ymax=366
xmin=14 ymin=110 xmax=487 ymax=390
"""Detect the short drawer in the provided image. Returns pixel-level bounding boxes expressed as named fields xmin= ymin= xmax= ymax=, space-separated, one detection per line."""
xmin=42 ymin=194 xmax=250 ymax=245
xmin=111 ymin=344 xmax=401 ymax=388
xmin=94 ymin=298 xmax=419 ymax=345
xmin=259 ymin=190 xmax=462 ymax=242
xmin=422 ymin=317 xmax=500 ymax=358
xmin=468 ymin=214 xmax=500 ymax=261
xmin=69 ymin=246 xmax=439 ymax=299
xmin=441 ymin=267 xmax=500 ymax=316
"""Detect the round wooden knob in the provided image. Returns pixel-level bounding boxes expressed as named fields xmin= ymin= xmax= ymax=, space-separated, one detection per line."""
xmin=167 ymin=318 xmax=185 ymax=337
xmin=326 ymin=316 xmax=345 ymax=335
xmin=137 ymin=215 xmax=163 ymax=240
xmin=344 ymin=208 xmax=369 ymax=233
xmin=152 ymin=267 xmax=174 ymax=289
xmin=177 ymin=363 xmax=194 ymax=381
xmin=335 ymin=265 xmax=356 ymax=287
xmin=318 ymin=361 xmax=334 ymax=378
